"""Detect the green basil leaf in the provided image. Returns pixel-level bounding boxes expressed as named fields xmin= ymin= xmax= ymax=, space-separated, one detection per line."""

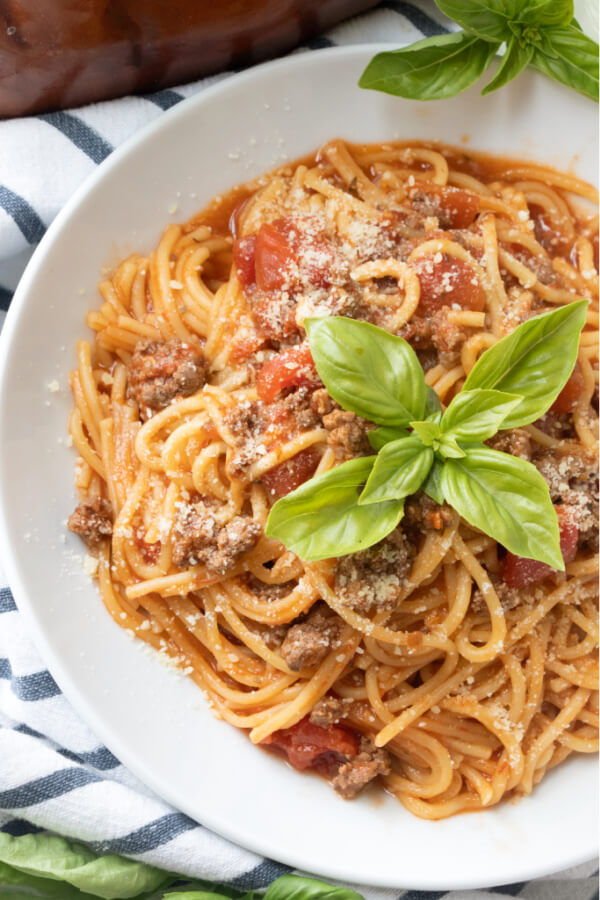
xmin=437 ymin=435 xmax=466 ymax=458
xmin=434 ymin=0 xmax=516 ymax=42
xmin=368 ymin=426 xmax=410 ymax=451
xmin=358 ymin=33 xmax=499 ymax=101
xmin=422 ymin=461 xmax=445 ymax=504
xmin=530 ymin=25 xmax=599 ymax=101
xmin=265 ymin=875 xmax=365 ymax=900
xmin=462 ymin=301 xmax=587 ymax=427
xmin=425 ymin=385 xmax=443 ymax=416
xmin=0 ymin=833 xmax=170 ymax=900
xmin=410 ymin=420 xmax=441 ymax=446
xmin=0 ymin=860 xmax=98 ymax=899
xmin=265 ymin=457 xmax=403 ymax=560
xmin=481 ymin=36 xmax=535 ymax=94
xmin=435 ymin=0 xmax=573 ymax=39
xmin=164 ymin=894 xmax=245 ymax=900
xmin=440 ymin=445 xmax=563 ymax=568
xmin=520 ymin=0 xmax=573 ymax=27
xmin=305 ymin=317 xmax=426 ymax=426
xmin=441 ymin=389 xmax=521 ymax=442
xmin=359 ymin=436 xmax=433 ymax=505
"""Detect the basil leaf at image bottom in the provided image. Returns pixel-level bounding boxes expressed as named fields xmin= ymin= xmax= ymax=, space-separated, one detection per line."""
xmin=0 ymin=833 xmax=170 ymax=900
xmin=440 ymin=445 xmax=564 ymax=569
xmin=265 ymin=456 xmax=404 ymax=561
xmin=265 ymin=874 xmax=365 ymax=900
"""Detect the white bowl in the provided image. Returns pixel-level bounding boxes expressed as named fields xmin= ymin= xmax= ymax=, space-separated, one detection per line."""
xmin=0 ymin=46 xmax=597 ymax=891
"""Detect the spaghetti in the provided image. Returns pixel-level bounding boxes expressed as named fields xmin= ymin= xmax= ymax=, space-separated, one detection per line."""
xmin=68 ymin=140 xmax=599 ymax=819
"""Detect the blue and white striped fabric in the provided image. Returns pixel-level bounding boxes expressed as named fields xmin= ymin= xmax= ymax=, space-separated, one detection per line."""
xmin=0 ymin=3 xmax=598 ymax=898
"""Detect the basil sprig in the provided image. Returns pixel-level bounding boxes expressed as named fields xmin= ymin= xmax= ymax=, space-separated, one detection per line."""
xmin=265 ymin=302 xmax=587 ymax=566
xmin=359 ymin=0 xmax=598 ymax=102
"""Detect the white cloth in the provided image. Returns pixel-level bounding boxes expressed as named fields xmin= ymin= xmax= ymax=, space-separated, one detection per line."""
xmin=0 ymin=2 xmax=597 ymax=897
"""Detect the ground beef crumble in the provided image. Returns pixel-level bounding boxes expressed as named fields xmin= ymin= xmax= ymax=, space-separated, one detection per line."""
xmin=68 ymin=497 xmax=113 ymax=548
xmin=172 ymin=503 xmax=261 ymax=574
xmin=404 ymin=492 xmax=454 ymax=534
xmin=533 ymin=448 xmax=599 ymax=550
xmin=129 ymin=339 xmax=206 ymax=419
xmin=280 ymin=610 xmax=342 ymax=671
xmin=322 ymin=409 xmax=372 ymax=459
xmin=335 ymin=529 xmax=415 ymax=614
xmin=486 ymin=429 xmax=531 ymax=460
xmin=309 ymin=695 xmax=352 ymax=727
xmin=400 ymin=306 xmax=468 ymax=355
xmin=332 ymin=736 xmax=391 ymax=799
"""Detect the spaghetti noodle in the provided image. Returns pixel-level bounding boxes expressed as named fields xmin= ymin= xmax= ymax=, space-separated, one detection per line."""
xmin=68 ymin=140 xmax=599 ymax=818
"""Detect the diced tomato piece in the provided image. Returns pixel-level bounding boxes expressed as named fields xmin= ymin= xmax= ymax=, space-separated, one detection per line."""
xmin=261 ymin=448 xmax=321 ymax=499
xmin=262 ymin=716 xmax=359 ymax=772
xmin=416 ymin=256 xmax=485 ymax=315
xmin=233 ymin=235 xmax=257 ymax=289
xmin=550 ymin=365 xmax=585 ymax=414
xmin=255 ymin=220 xmax=296 ymax=292
xmin=502 ymin=506 xmax=578 ymax=589
xmin=256 ymin=344 xmax=319 ymax=403
xmin=409 ymin=180 xmax=479 ymax=229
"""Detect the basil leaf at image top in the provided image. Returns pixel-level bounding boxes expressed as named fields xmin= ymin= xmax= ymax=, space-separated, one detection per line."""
xmin=358 ymin=32 xmax=499 ymax=101
xmin=530 ymin=24 xmax=599 ymax=101
xmin=265 ymin=456 xmax=404 ymax=561
xmin=359 ymin=436 xmax=434 ymax=505
xmin=305 ymin=317 xmax=426 ymax=426
xmin=440 ymin=445 xmax=563 ymax=568
xmin=434 ymin=0 xmax=515 ymax=42
xmin=436 ymin=0 xmax=574 ymax=40
xmin=441 ymin=389 xmax=521 ymax=442
xmin=264 ymin=874 xmax=365 ymax=900
xmin=462 ymin=301 xmax=587 ymax=428
xmin=359 ymin=0 xmax=597 ymax=102
xmin=481 ymin=37 xmax=535 ymax=94
xmin=368 ymin=426 xmax=410 ymax=451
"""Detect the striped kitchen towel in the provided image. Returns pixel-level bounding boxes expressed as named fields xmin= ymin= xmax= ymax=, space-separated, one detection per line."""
xmin=0 ymin=2 xmax=598 ymax=898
